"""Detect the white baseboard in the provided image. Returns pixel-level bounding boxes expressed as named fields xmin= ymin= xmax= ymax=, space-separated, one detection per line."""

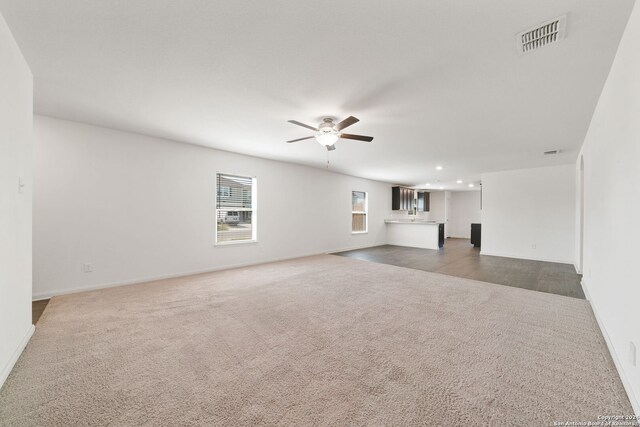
xmin=32 ymin=243 xmax=381 ymax=300
xmin=582 ymin=278 xmax=639 ymax=416
xmin=479 ymin=250 xmax=574 ymax=265
xmin=0 ymin=324 xmax=35 ymax=391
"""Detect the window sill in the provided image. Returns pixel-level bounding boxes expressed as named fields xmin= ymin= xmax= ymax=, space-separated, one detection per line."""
xmin=351 ymin=231 xmax=369 ymax=235
xmin=215 ymin=239 xmax=258 ymax=246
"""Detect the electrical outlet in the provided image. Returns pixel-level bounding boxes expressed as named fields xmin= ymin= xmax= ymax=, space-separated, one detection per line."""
xmin=630 ymin=342 xmax=636 ymax=367
xmin=531 ymin=244 xmax=537 ymax=249
xmin=83 ymin=263 xmax=93 ymax=273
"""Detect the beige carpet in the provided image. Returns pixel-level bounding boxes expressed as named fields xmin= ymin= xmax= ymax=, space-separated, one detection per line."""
xmin=0 ymin=255 xmax=634 ymax=426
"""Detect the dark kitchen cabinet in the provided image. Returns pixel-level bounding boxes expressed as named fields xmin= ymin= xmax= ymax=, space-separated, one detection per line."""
xmin=471 ymin=223 xmax=481 ymax=248
xmin=392 ymin=186 xmax=415 ymax=211
xmin=417 ymin=191 xmax=430 ymax=212
xmin=392 ymin=187 xmax=400 ymax=210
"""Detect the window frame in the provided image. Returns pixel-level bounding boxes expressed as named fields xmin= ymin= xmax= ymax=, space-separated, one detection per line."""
xmin=215 ymin=173 xmax=257 ymax=246
xmin=351 ymin=190 xmax=368 ymax=234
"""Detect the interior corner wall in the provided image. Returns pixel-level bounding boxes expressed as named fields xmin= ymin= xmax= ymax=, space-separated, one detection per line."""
xmin=578 ymin=0 xmax=640 ymax=414
xmin=449 ymin=191 xmax=481 ymax=239
xmin=480 ymin=164 xmax=575 ymax=264
xmin=0 ymin=12 xmax=33 ymax=389
xmin=33 ymin=115 xmax=390 ymax=299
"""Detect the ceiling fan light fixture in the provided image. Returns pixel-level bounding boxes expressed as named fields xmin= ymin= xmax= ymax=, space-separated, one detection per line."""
xmin=316 ymin=133 xmax=339 ymax=146
xmin=287 ymin=116 xmax=373 ymax=150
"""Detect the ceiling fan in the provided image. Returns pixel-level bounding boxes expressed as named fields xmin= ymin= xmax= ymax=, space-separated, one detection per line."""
xmin=286 ymin=116 xmax=374 ymax=151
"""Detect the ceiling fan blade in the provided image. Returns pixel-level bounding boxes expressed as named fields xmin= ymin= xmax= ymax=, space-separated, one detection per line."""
xmin=326 ymin=144 xmax=336 ymax=151
xmin=340 ymin=133 xmax=374 ymax=142
xmin=335 ymin=116 xmax=359 ymax=131
xmin=288 ymin=120 xmax=318 ymax=131
xmin=286 ymin=136 xmax=315 ymax=143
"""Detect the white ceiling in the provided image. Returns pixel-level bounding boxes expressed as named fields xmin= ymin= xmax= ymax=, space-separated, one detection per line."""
xmin=0 ymin=0 xmax=634 ymax=188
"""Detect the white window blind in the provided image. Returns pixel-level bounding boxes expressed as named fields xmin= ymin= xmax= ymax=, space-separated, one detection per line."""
xmin=216 ymin=173 xmax=256 ymax=244
xmin=352 ymin=191 xmax=367 ymax=233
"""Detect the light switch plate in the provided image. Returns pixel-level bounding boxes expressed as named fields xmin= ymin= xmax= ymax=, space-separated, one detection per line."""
xmin=630 ymin=342 xmax=636 ymax=367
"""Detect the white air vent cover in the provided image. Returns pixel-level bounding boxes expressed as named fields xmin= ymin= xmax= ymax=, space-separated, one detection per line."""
xmin=517 ymin=15 xmax=566 ymax=54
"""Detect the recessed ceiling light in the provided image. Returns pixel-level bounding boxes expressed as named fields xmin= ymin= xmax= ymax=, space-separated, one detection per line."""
xmin=468 ymin=183 xmax=474 ymax=188
xmin=456 ymin=180 xmax=463 ymax=184
xmin=435 ymin=166 xmax=443 ymax=171
xmin=439 ymin=186 xmax=444 ymax=190
xmin=425 ymin=182 xmax=431 ymax=186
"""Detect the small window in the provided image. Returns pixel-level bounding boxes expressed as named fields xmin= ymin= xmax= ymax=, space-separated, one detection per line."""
xmin=352 ymin=191 xmax=368 ymax=233
xmin=216 ymin=173 xmax=256 ymax=244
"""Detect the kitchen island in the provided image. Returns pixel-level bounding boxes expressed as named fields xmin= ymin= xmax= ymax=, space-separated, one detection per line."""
xmin=384 ymin=219 xmax=445 ymax=250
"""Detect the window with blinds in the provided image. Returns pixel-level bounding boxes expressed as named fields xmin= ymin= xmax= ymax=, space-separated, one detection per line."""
xmin=352 ymin=191 xmax=368 ymax=233
xmin=216 ymin=173 xmax=256 ymax=244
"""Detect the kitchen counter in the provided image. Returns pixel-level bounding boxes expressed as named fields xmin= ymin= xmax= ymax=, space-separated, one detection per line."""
xmin=384 ymin=219 xmax=443 ymax=225
xmin=385 ymin=219 xmax=444 ymax=249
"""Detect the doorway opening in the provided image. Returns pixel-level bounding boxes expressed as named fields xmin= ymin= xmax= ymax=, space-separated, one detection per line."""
xmin=579 ymin=155 xmax=585 ymax=273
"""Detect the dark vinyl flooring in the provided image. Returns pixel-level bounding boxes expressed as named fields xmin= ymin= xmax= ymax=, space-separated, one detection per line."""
xmin=334 ymin=238 xmax=584 ymax=299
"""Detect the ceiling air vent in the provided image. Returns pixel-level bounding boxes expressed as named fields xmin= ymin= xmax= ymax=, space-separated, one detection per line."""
xmin=544 ymin=149 xmax=561 ymax=155
xmin=517 ymin=15 xmax=566 ymax=54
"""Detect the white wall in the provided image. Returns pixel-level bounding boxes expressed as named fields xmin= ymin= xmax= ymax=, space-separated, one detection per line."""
xmin=444 ymin=191 xmax=451 ymax=238
xmin=449 ymin=191 xmax=482 ymax=239
xmin=575 ymin=156 xmax=585 ymax=273
xmin=33 ymin=115 xmax=390 ymax=298
xmin=428 ymin=191 xmax=446 ymax=223
xmin=0 ymin=12 xmax=33 ymax=389
xmin=578 ymin=1 xmax=640 ymax=413
xmin=480 ymin=165 xmax=575 ymax=264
